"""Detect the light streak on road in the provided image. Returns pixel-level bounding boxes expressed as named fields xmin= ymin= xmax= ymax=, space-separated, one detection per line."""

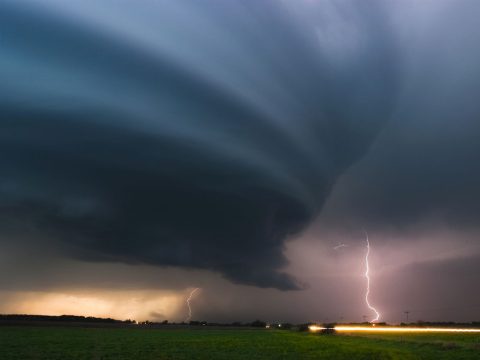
xmin=336 ymin=326 xmax=480 ymax=333
xmin=309 ymin=325 xmax=480 ymax=333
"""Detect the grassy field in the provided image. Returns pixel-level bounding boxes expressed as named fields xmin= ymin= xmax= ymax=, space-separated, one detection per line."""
xmin=0 ymin=326 xmax=479 ymax=359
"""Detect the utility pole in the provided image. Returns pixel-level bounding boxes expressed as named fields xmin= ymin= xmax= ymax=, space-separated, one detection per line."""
xmin=404 ymin=311 xmax=410 ymax=324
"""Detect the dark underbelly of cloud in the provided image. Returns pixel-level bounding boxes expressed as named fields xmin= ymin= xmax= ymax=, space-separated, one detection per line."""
xmin=0 ymin=0 xmax=398 ymax=289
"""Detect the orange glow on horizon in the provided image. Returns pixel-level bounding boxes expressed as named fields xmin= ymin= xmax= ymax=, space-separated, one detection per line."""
xmin=0 ymin=290 xmax=185 ymax=322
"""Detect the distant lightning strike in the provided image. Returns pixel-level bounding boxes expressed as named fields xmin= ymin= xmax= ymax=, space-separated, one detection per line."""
xmin=364 ymin=232 xmax=380 ymax=323
xmin=185 ymin=288 xmax=200 ymax=322
xmin=333 ymin=243 xmax=348 ymax=250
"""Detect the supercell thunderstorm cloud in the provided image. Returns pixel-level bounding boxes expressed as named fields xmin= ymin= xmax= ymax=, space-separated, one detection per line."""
xmin=0 ymin=0 xmax=479 ymax=322
xmin=0 ymin=0 xmax=397 ymax=289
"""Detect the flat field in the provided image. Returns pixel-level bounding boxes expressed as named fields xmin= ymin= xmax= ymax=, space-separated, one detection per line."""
xmin=0 ymin=326 xmax=479 ymax=359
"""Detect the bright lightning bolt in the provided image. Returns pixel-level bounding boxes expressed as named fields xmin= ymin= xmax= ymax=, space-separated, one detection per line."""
xmin=185 ymin=288 xmax=200 ymax=322
xmin=364 ymin=232 xmax=380 ymax=323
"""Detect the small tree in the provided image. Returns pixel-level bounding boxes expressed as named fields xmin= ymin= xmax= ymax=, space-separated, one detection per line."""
xmin=298 ymin=323 xmax=312 ymax=332
xmin=250 ymin=320 xmax=267 ymax=328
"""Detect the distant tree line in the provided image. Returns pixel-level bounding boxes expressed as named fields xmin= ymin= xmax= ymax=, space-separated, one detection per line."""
xmin=0 ymin=314 xmax=134 ymax=324
xmin=140 ymin=319 xmax=270 ymax=327
xmin=401 ymin=321 xmax=480 ymax=328
xmin=2 ymin=314 xmax=478 ymax=329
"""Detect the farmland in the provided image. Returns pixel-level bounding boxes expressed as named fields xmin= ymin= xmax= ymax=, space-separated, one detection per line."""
xmin=1 ymin=326 xmax=479 ymax=359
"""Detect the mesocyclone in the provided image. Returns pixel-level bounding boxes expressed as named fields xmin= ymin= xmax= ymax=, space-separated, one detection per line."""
xmin=0 ymin=0 xmax=399 ymax=289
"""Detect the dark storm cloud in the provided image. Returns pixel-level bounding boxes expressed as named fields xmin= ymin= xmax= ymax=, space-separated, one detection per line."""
xmin=0 ymin=0 xmax=399 ymax=289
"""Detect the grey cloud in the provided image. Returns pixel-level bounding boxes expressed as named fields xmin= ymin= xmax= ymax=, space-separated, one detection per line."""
xmin=376 ymin=254 xmax=480 ymax=323
xmin=318 ymin=0 xmax=480 ymax=231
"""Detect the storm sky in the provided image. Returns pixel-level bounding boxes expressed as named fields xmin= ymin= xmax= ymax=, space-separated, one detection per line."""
xmin=1 ymin=0 xmax=479 ymax=323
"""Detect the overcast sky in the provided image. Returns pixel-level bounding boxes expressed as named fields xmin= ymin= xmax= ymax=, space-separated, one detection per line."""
xmin=1 ymin=0 xmax=479 ymax=324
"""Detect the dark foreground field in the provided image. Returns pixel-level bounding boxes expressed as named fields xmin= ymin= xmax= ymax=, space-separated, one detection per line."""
xmin=1 ymin=326 xmax=479 ymax=359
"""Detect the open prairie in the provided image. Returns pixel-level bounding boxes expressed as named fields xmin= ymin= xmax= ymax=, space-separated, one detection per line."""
xmin=1 ymin=326 xmax=479 ymax=360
